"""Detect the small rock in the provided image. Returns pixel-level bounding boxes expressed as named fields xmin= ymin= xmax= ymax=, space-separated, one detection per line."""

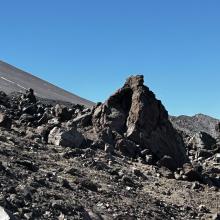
xmin=174 ymin=172 xmax=182 ymax=180
xmin=191 ymin=182 xmax=202 ymax=190
xmin=0 ymin=91 xmax=10 ymax=107
xmin=145 ymin=155 xmax=153 ymax=164
xmin=199 ymin=205 xmax=209 ymax=213
xmin=121 ymin=176 xmax=135 ymax=187
xmin=54 ymin=104 xmax=72 ymax=121
xmin=48 ymin=127 xmax=84 ymax=148
xmin=62 ymin=179 xmax=72 ymax=190
xmin=212 ymin=213 xmax=220 ymax=220
xmin=22 ymin=104 xmax=37 ymax=115
xmin=157 ymin=155 xmax=177 ymax=171
xmin=63 ymin=148 xmax=84 ymax=159
xmin=104 ymin=143 xmax=114 ymax=154
xmin=25 ymin=88 xmax=37 ymax=103
xmin=16 ymin=159 xmax=39 ymax=172
xmin=115 ymin=139 xmax=138 ymax=158
xmin=159 ymin=167 xmax=174 ymax=179
xmin=87 ymin=210 xmax=103 ymax=220
xmin=0 ymin=113 xmax=12 ymax=129
xmin=81 ymin=179 xmax=98 ymax=192
xmin=182 ymin=163 xmax=202 ymax=182
xmin=0 ymin=206 xmax=10 ymax=220
xmin=58 ymin=213 xmax=65 ymax=220
xmin=132 ymin=168 xmax=142 ymax=177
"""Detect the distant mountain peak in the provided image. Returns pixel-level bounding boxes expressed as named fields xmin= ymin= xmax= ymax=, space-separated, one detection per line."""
xmin=170 ymin=114 xmax=220 ymax=138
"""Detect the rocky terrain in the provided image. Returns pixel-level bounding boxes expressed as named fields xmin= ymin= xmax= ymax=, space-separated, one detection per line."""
xmin=170 ymin=114 xmax=219 ymax=139
xmin=0 ymin=75 xmax=219 ymax=220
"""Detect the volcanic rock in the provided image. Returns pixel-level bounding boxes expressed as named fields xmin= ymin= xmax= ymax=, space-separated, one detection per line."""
xmin=54 ymin=104 xmax=72 ymax=122
xmin=115 ymin=138 xmax=138 ymax=158
xmin=92 ymin=75 xmax=188 ymax=169
xmin=187 ymin=132 xmax=216 ymax=151
xmin=0 ymin=91 xmax=10 ymax=107
xmin=0 ymin=206 xmax=10 ymax=220
xmin=25 ymin=88 xmax=37 ymax=104
xmin=216 ymin=122 xmax=220 ymax=133
xmin=157 ymin=155 xmax=178 ymax=171
xmin=0 ymin=113 xmax=12 ymax=129
xmin=48 ymin=127 xmax=84 ymax=148
xmin=182 ymin=163 xmax=202 ymax=182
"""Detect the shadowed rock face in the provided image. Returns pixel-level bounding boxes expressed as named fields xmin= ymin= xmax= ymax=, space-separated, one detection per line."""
xmin=92 ymin=75 xmax=188 ymax=168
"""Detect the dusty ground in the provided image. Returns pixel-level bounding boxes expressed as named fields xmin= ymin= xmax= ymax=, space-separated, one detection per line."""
xmin=0 ymin=127 xmax=219 ymax=220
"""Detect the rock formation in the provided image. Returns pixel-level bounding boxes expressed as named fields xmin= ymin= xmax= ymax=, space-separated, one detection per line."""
xmin=91 ymin=75 xmax=188 ymax=169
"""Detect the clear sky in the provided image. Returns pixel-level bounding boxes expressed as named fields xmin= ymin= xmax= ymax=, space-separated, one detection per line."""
xmin=0 ymin=0 xmax=219 ymax=118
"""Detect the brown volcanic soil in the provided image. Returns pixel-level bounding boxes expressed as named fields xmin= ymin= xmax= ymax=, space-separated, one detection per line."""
xmin=0 ymin=126 xmax=219 ymax=220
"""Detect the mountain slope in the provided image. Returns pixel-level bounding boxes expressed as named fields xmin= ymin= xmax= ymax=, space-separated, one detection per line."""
xmin=170 ymin=113 xmax=220 ymax=138
xmin=0 ymin=75 xmax=219 ymax=220
xmin=0 ymin=60 xmax=94 ymax=108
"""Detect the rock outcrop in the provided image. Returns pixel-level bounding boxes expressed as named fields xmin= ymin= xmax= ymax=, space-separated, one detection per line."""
xmin=0 ymin=113 xmax=12 ymax=129
xmin=91 ymin=75 xmax=188 ymax=168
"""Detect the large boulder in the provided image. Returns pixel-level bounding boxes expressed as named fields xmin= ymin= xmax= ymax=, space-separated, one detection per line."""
xmin=92 ymin=75 xmax=188 ymax=168
xmin=48 ymin=127 xmax=84 ymax=148
xmin=187 ymin=131 xmax=216 ymax=150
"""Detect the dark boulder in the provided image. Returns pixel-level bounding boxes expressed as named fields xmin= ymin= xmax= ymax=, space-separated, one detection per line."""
xmin=0 ymin=91 xmax=10 ymax=107
xmin=54 ymin=104 xmax=72 ymax=122
xmin=22 ymin=104 xmax=37 ymax=115
xmin=182 ymin=163 xmax=202 ymax=182
xmin=115 ymin=138 xmax=138 ymax=158
xmin=0 ymin=113 xmax=12 ymax=129
xmin=157 ymin=155 xmax=178 ymax=171
xmin=25 ymin=88 xmax=37 ymax=104
xmin=92 ymin=75 xmax=188 ymax=169
xmin=216 ymin=122 xmax=220 ymax=133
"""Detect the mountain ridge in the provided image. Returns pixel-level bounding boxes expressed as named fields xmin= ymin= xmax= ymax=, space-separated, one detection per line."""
xmin=170 ymin=113 xmax=220 ymax=138
xmin=0 ymin=60 xmax=94 ymax=108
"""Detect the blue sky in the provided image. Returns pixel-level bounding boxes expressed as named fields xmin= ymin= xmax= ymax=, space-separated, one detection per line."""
xmin=0 ymin=0 xmax=219 ymax=118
